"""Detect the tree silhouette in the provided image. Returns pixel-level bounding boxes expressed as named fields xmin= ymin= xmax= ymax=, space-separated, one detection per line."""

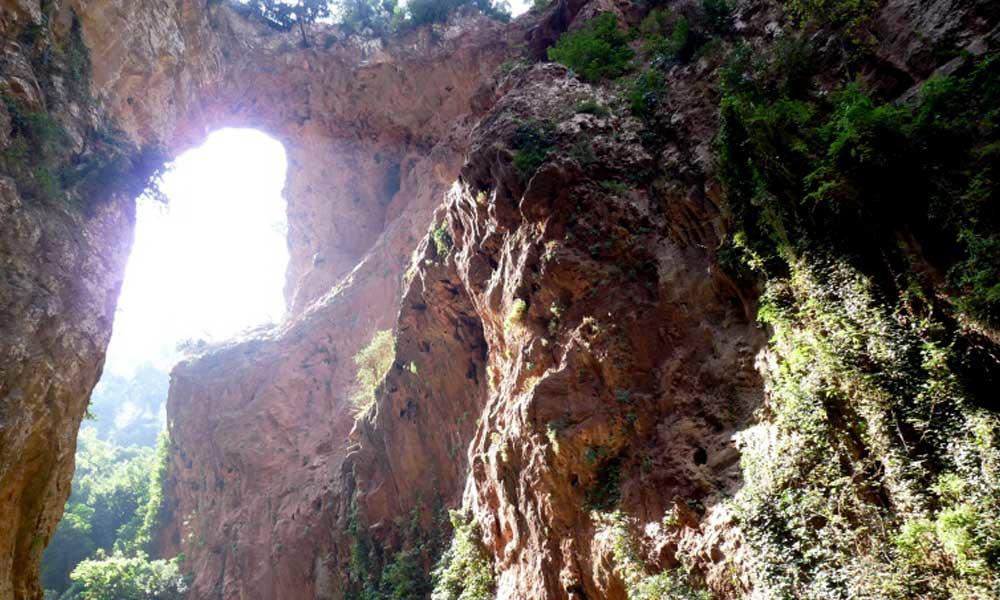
xmin=245 ymin=0 xmax=331 ymax=45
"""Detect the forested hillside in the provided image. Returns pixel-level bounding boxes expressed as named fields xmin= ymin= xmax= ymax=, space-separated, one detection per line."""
xmin=40 ymin=365 xmax=178 ymax=599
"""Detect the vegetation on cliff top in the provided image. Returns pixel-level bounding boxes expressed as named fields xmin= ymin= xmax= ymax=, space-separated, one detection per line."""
xmin=236 ymin=0 xmax=510 ymax=40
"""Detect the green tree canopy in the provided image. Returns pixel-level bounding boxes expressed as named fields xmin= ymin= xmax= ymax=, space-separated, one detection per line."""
xmin=69 ymin=552 xmax=187 ymax=600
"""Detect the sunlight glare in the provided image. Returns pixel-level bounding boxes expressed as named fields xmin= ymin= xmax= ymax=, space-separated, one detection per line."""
xmin=103 ymin=129 xmax=289 ymax=377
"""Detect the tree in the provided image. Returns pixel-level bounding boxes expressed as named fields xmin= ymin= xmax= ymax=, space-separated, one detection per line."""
xmin=244 ymin=0 xmax=331 ymax=45
xmin=69 ymin=552 xmax=187 ymax=600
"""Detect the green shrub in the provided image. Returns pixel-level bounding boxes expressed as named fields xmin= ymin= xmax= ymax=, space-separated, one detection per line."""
xmin=599 ymin=511 xmax=709 ymax=600
xmin=406 ymin=0 xmax=459 ymax=26
xmin=570 ymin=136 xmax=596 ymax=165
xmin=639 ymin=9 xmax=699 ymax=64
xmin=351 ymin=329 xmax=396 ymax=417
xmin=784 ymin=0 xmax=878 ymax=42
xmin=510 ymin=120 xmax=555 ymax=181
xmin=952 ymin=231 xmax=1000 ymax=325
xmin=69 ymin=552 xmax=187 ymax=600
xmin=547 ymin=13 xmax=634 ymax=82
xmin=505 ymin=298 xmax=528 ymax=332
xmin=432 ymin=221 xmax=453 ymax=259
xmin=584 ymin=453 xmax=622 ymax=511
xmin=625 ymin=70 xmax=666 ymax=119
xmin=701 ymin=0 xmax=732 ymax=34
xmin=715 ymin=36 xmax=1000 ymax=597
xmin=431 ymin=511 xmax=495 ymax=600
xmin=643 ymin=15 xmax=692 ymax=63
xmin=575 ymin=99 xmax=610 ymax=117
xmin=719 ymin=46 xmax=1000 ymax=327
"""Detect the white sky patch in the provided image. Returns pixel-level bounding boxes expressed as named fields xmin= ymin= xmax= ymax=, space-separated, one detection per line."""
xmin=104 ymin=129 xmax=289 ymax=377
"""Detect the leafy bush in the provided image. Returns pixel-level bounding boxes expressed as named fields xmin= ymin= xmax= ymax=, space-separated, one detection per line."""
xmin=238 ymin=0 xmax=329 ymax=30
xmin=432 ymin=221 xmax=453 ymax=259
xmin=598 ymin=511 xmax=709 ymax=600
xmin=701 ymin=0 xmax=733 ymax=34
xmin=642 ymin=13 xmax=693 ymax=63
xmin=504 ymin=298 xmax=528 ymax=332
xmin=575 ymin=99 xmax=611 ymax=117
xmin=42 ymin=430 xmax=177 ymax=597
xmin=351 ymin=329 xmax=396 ymax=417
xmin=237 ymin=0 xmax=510 ymax=36
xmin=547 ymin=13 xmax=634 ymax=82
xmin=510 ymin=120 xmax=556 ymax=182
xmin=1 ymin=97 xmax=69 ymax=201
xmin=719 ymin=45 xmax=1000 ymax=327
xmin=639 ymin=9 xmax=704 ymax=64
xmin=584 ymin=454 xmax=622 ymax=511
xmin=69 ymin=552 xmax=187 ymax=600
xmin=431 ymin=511 xmax=495 ymax=600
xmin=783 ymin=0 xmax=878 ymax=42
xmin=625 ymin=70 xmax=666 ymax=119
xmin=715 ymin=36 xmax=1000 ymax=597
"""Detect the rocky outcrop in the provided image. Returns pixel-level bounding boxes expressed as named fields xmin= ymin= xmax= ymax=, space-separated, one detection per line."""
xmin=0 ymin=3 xmax=136 ymax=596
xmin=3 ymin=0 xmax=514 ymax=595
xmin=3 ymin=0 xmax=998 ymax=598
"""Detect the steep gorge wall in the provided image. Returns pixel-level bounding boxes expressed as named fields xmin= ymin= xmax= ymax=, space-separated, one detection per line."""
xmin=2 ymin=0 xmax=999 ymax=598
xmin=267 ymin=0 xmax=1000 ymax=598
xmin=1 ymin=0 xmax=517 ymax=596
xmin=0 ymin=2 xmax=137 ymax=597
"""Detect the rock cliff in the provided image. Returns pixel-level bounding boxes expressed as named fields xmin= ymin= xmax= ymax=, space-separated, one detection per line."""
xmin=2 ymin=0 xmax=999 ymax=598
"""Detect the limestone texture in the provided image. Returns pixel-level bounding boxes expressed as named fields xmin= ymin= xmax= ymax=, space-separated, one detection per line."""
xmin=1 ymin=0 xmax=999 ymax=598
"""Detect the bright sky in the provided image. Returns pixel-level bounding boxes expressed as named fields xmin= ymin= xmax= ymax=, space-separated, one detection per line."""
xmin=103 ymin=2 xmax=535 ymax=378
xmin=103 ymin=129 xmax=289 ymax=377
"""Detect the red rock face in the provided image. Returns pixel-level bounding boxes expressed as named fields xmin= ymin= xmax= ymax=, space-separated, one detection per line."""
xmin=4 ymin=0 xmax=998 ymax=598
xmin=0 ymin=4 xmax=135 ymax=597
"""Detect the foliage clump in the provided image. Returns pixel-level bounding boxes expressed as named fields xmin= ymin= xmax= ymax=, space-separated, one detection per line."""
xmin=351 ymin=329 xmax=396 ymax=417
xmin=625 ymin=70 xmax=666 ymax=119
xmin=716 ymin=38 xmax=1000 ymax=597
xmin=510 ymin=120 xmax=556 ymax=182
xmin=431 ymin=511 xmax=495 ymax=600
xmin=346 ymin=488 xmax=451 ymax=600
xmin=597 ymin=511 xmax=709 ymax=600
xmin=547 ymin=13 xmax=634 ymax=82
xmin=575 ymin=99 xmax=611 ymax=117
xmin=584 ymin=452 xmax=623 ymax=511
xmin=639 ymin=10 xmax=694 ymax=64
xmin=432 ymin=221 xmax=453 ymax=259
xmin=2 ymin=96 xmax=70 ymax=202
xmin=236 ymin=0 xmax=510 ymax=38
xmin=719 ymin=46 xmax=1000 ymax=328
xmin=67 ymin=552 xmax=187 ymax=600
xmin=504 ymin=298 xmax=528 ymax=332
xmin=783 ymin=0 xmax=878 ymax=43
xmin=41 ymin=431 xmax=178 ymax=598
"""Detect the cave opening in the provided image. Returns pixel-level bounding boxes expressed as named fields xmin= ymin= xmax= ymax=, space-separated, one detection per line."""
xmin=39 ymin=128 xmax=289 ymax=596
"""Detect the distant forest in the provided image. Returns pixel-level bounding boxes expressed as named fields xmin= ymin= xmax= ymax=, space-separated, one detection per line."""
xmin=42 ymin=365 xmax=185 ymax=600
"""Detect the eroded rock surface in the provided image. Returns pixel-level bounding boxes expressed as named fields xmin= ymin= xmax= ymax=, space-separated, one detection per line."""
xmin=3 ymin=0 xmax=999 ymax=598
xmin=0 ymin=3 xmax=135 ymax=596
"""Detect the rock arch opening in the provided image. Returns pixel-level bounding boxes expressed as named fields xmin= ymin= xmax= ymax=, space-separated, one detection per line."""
xmin=105 ymin=128 xmax=289 ymax=377
xmin=38 ymin=128 xmax=289 ymax=598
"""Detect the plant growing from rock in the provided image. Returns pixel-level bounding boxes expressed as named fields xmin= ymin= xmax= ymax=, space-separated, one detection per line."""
xmin=351 ymin=329 xmax=396 ymax=417
xmin=547 ymin=13 xmax=634 ymax=82
xmin=431 ymin=511 xmax=495 ymax=600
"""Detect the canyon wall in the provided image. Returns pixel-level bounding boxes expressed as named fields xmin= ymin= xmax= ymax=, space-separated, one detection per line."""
xmin=2 ymin=0 xmax=998 ymax=598
xmin=0 ymin=2 xmax=136 ymax=597
xmin=160 ymin=0 xmax=1000 ymax=598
